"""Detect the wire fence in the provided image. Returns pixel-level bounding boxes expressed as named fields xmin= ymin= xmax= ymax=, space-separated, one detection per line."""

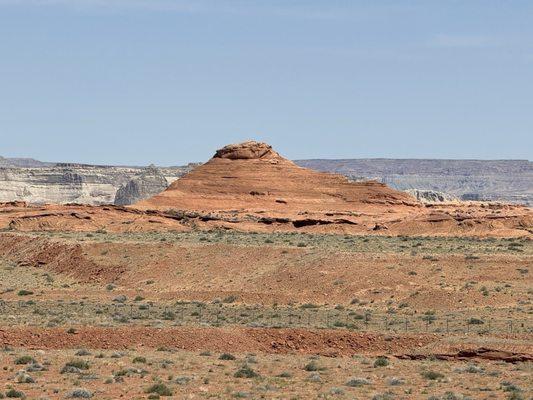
xmin=0 ymin=299 xmax=531 ymax=334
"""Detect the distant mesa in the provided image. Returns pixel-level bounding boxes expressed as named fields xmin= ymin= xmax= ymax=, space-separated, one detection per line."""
xmin=134 ymin=140 xmax=418 ymax=214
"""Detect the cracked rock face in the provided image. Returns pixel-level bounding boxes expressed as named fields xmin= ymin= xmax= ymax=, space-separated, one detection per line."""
xmin=214 ymin=141 xmax=279 ymax=160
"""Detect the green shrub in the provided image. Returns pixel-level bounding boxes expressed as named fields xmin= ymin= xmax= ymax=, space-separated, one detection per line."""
xmin=5 ymin=389 xmax=25 ymax=399
xmin=421 ymin=370 xmax=444 ymax=380
xmin=145 ymin=383 xmax=173 ymax=396
xmin=373 ymin=356 xmax=389 ymax=367
xmin=223 ymin=295 xmax=238 ymax=303
xmin=64 ymin=360 xmax=90 ymax=370
xmin=234 ymin=365 xmax=259 ymax=378
xmin=14 ymin=356 xmax=35 ymax=365
xmin=304 ymin=361 xmax=322 ymax=371
xmin=162 ymin=311 xmax=175 ymax=320
xmin=219 ymin=353 xmax=236 ymax=360
xmin=345 ymin=377 xmax=370 ymax=387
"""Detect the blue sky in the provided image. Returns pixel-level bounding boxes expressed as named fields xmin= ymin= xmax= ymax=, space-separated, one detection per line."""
xmin=0 ymin=0 xmax=532 ymax=165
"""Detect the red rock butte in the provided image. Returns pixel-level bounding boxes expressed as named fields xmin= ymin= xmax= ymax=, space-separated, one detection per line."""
xmin=135 ymin=141 xmax=419 ymax=214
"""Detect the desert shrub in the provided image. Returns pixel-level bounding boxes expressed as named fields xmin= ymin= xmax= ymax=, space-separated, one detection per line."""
xmin=300 ymin=303 xmax=319 ymax=309
xmin=17 ymin=290 xmax=33 ymax=296
xmin=373 ymin=356 xmax=389 ymax=367
xmin=25 ymin=363 xmax=45 ymax=372
xmin=387 ymin=377 xmax=404 ymax=386
xmin=5 ymin=389 xmax=25 ymax=399
xmin=113 ymin=295 xmax=127 ymax=303
xmin=175 ymin=376 xmax=191 ymax=385
xmin=15 ymin=373 xmax=34 ymax=384
xmin=421 ymin=370 xmax=444 ymax=380
xmin=345 ymin=377 xmax=370 ymax=387
xmin=464 ymin=364 xmax=484 ymax=373
xmin=467 ymin=318 xmax=484 ymax=325
xmin=421 ymin=310 xmax=437 ymax=324
xmin=329 ymin=387 xmax=344 ymax=395
xmin=372 ymin=393 xmax=395 ymax=400
xmin=75 ymin=349 xmax=91 ymax=356
xmin=145 ymin=383 xmax=173 ymax=396
xmin=114 ymin=369 xmax=130 ymax=377
xmin=132 ymin=356 xmax=147 ymax=364
xmin=501 ymin=381 xmax=522 ymax=392
xmin=61 ymin=360 xmax=90 ymax=374
xmin=14 ymin=356 xmax=35 ymax=365
xmin=223 ymin=295 xmax=238 ymax=303
xmin=276 ymin=371 xmax=292 ymax=378
xmin=234 ymin=365 xmax=259 ymax=378
xmin=306 ymin=372 xmax=321 ymax=382
xmin=304 ymin=361 xmax=321 ymax=371
xmin=67 ymin=389 xmax=92 ymax=398
xmin=219 ymin=353 xmax=236 ymax=360
xmin=440 ymin=392 xmax=463 ymax=400
xmin=162 ymin=311 xmax=175 ymax=320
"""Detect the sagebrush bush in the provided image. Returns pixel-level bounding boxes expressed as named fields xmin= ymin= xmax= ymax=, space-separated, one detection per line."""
xmin=373 ymin=356 xmax=389 ymax=367
xmin=234 ymin=365 xmax=259 ymax=378
xmin=145 ymin=383 xmax=173 ymax=396
xmin=14 ymin=356 xmax=35 ymax=365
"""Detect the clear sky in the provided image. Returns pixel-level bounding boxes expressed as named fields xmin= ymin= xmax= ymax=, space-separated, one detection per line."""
xmin=0 ymin=0 xmax=532 ymax=165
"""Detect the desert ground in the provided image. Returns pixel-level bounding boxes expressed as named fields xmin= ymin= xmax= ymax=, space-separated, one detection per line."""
xmin=0 ymin=142 xmax=531 ymax=399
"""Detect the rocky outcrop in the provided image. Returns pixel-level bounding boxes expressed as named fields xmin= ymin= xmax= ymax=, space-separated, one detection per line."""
xmin=406 ymin=189 xmax=457 ymax=203
xmin=135 ymin=141 xmax=419 ymax=214
xmin=214 ymin=141 xmax=278 ymax=160
xmin=114 ymin=166 xmax=169 ymax=205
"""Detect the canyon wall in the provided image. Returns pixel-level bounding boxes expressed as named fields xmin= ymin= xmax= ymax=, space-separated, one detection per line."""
xmin=0 ymin=163 xmax=193 ymax=205
xmin=295 ymin=159 xmax=532 ymax=205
